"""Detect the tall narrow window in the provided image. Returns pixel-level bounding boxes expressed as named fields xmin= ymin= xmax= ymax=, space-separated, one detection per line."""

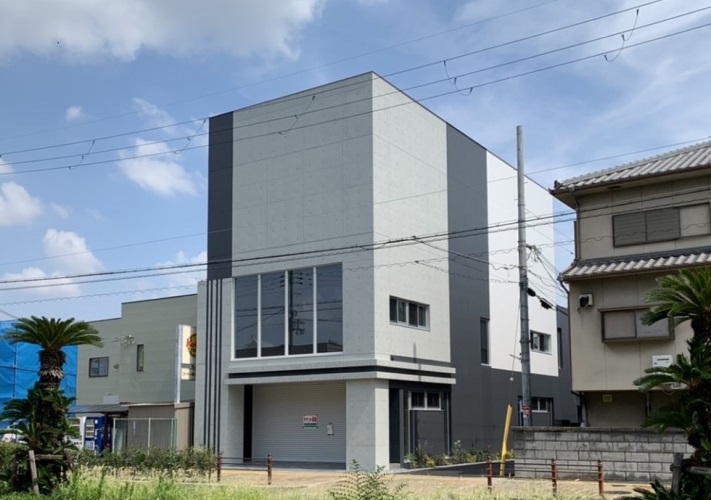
xmin=317 ymin=264 xmax=343 ymax=353
xmin=136 ymin=344 xmax=144 ymax=372
xmin=480 ymin=318 xmax=489 ymax=364
xmin=261 ymin=272 xmax=286 ymax=357
xmin=557 ymin=328 xmax=563 ymax=369
xmin=288 ymin=268 xmax=314 ymax=355
xmin=235 ymin=275 xmax=259 ymax=358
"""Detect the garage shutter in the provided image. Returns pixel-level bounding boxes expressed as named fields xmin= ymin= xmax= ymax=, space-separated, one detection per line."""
xmin=252 ymin=381 xmax=346 ymax=463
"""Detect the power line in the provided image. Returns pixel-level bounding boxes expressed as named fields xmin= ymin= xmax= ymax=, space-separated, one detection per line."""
xmin=0 ymin=0 xmax=567 ymax=147
xmin=0 ymin=0 xmax=683 ymax=165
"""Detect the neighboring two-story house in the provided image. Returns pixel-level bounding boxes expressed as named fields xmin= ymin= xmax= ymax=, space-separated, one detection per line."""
xmin=195 ymin=72 xmax=577 ymax=469
xmin=551 ymin=140 xmax=711 ymax=427
xmin=75 ymin=294 xmax=197 ymax=450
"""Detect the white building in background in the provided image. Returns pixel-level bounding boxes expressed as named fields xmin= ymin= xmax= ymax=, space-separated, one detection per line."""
xmin=195 ymin=72 xmax=577 ymax=469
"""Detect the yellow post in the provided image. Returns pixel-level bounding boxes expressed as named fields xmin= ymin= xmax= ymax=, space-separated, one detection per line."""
xmin=500 ymin=404 xmax=513 ymax=477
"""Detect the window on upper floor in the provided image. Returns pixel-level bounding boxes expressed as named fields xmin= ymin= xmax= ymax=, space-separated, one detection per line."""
xmin=234 ymin=264 xmax=342 ymax=359
xmin=389 ymin=297 xmax=428 ymax=329
xmin=136 ymin=344 xmax=144 ymax=372
xmin=601 ymin=308 xmax=672 ymax=342
xmin=89 ymin=357 xmax=109 ymax=377
xmin=531 ymin=331 xmax=551 ymax=353
xmin=613 ymin=204 xmax=710 ymax=247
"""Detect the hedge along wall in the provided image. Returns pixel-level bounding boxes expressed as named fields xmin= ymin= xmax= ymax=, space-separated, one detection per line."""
xmin=512 ymin=426 xmax=693 ymax=482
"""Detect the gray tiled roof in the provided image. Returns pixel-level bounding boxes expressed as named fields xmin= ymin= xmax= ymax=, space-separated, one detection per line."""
xmin=561 ymin=249 xmax=711 ymax=280
xmin=552 ymin=139 xmax=711 ymax=193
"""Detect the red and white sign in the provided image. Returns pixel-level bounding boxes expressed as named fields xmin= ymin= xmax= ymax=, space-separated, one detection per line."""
xmin=303 ymin=415 xmax=318 ymax=429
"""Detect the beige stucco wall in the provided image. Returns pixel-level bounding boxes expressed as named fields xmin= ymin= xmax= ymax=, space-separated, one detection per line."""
xmin=576 ymin=176 xmax=711 ymax=261
xmin=568 ymin=274 xmax=692 ymax=392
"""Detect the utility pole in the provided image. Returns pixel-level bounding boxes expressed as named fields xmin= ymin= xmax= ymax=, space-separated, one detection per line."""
xmin=517 ymin=125 xmax=533 ymax=427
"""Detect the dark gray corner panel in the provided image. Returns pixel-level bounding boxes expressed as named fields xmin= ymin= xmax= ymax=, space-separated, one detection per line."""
xmin=208 ymin=112 xmax=234 ymax=280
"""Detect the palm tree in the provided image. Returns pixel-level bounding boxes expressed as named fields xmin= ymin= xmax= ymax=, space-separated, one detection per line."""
xmin=642 ymin=267 xmax=711 ymax=349
xmin=634 ymin=268 xmax=711 ymax=497
xmin=3 ymin=316 xmax=102 ymax=389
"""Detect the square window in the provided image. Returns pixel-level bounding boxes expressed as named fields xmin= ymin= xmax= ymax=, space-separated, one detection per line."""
xmin=389 ymin=296 xmax=429 ymax=330
xmin=89 ymin=357 xmax=109 ymax=378
xmin=531 ymin=332 xmax=551 ymax=353
xmin=411 ymin=391 xmax=425 ymax=409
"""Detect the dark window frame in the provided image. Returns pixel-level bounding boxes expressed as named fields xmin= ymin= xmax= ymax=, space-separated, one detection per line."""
xmin=136 ymin=344 xmax=144 ymax=372
xmin=89 ymin=357 xmax=109 ymax=378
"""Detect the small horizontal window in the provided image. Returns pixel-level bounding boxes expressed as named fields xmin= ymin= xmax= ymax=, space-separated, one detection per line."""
xmin=410 ymin=391 xmax=442 ymax=410
xmin=602 ymin=308 xmax=671 ymax=341
xmin=89 ymin=357 xmax=109 ymax=378
xmin=389 ymin=297 xmax=428 ymax=329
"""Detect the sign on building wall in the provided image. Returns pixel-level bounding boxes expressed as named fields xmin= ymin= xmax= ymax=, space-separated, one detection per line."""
xmin=303 ymin=415 xmax=318 ymax=429
xmin=179 ymin=325 xmax=196 ymax=381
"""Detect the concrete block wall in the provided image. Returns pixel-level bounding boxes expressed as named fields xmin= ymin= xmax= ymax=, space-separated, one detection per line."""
xmin=513 ymin=427 xmax=693 ymax=482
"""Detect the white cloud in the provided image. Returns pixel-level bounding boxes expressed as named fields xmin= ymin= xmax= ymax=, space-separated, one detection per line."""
xmin=155 ymin=250 xmax=207 ymax=288
xmin=0 ymin=0 xmax=325 ymax=62
xmin=0 ymin=182 xmax=43 ymax=226
xmin=51 ymin=202 xmax=71 ymax=219
xmin=42 ymin=229 xmax=104 ymax=274
xmin=2 ymin=267 xmax=81 ymax=297
xmin=118 ymin=138 xmax=197 ymax=196
xmin=0 ymin=158 xmax=13 ymax=174
xmin=65 ymin=105 xmax=84 ymax=122
xmin=132 ymin=98 xmax=178 ymax=130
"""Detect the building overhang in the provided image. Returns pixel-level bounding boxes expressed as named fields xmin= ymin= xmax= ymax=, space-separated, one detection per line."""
xmin=561 ymin=248 xmax=711 ymax=281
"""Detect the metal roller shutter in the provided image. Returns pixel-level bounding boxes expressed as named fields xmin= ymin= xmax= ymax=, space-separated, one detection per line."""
xmin=252 ymin=381 xmax=346 ymax=463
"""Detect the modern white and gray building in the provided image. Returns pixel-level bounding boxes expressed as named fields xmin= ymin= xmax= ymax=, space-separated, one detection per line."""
xmin=195 ymin=72 xmax=576 ymax=469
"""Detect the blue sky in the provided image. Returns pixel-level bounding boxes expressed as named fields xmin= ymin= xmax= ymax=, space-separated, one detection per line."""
xmin=0 ymin=0 xmax=709 ymax=321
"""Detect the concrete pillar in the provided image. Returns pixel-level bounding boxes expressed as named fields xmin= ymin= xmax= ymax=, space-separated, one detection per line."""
xmin=219 ymin=384 xmax=244 ymax=459
xmin=346 ymin=379 xmax=389 ymax=470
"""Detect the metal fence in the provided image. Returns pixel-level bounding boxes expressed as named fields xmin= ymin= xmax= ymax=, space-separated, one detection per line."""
xmin=112 ymin=418 xmax=176 ymax=451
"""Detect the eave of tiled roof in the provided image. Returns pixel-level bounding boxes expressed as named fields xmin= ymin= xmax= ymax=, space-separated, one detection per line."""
xmin=551 ymin=139 xmax=711 ymax=195
xmin=560 ymin=248 xmax=711 ymax=281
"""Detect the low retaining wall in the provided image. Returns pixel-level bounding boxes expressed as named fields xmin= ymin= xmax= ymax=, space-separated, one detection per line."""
xmin=513 ymin=426 xmax=693 ymax=482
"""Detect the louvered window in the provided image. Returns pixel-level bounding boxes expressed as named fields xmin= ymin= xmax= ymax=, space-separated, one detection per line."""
xmin=614 ymin=208 xmax=680 ymax=246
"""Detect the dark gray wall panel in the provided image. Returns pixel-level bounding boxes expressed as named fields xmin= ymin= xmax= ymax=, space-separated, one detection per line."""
xmin=207 ymin=112 xmax=234 ymax=280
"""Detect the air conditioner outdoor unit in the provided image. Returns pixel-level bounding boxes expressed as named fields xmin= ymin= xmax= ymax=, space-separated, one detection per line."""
xmin=578 ymin=294 xmax=593 ymax=308
xmin=652 ymin=355 xmax=673 ymax=368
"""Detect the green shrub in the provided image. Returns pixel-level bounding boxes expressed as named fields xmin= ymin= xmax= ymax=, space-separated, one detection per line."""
xmin=329 ymin=460 xmax=406 ymax=500
xmin=75 ymin=446 xmax=218 ymax=480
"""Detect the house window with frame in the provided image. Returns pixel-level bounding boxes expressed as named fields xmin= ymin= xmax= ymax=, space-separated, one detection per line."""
xmin=601 ymin=308 xmax=671 ymax=341
xmin=136 ymin=344 xmax=144 ymax=372
xmin=389 ymin=297 xmax=428 ymax=329
xmin=531 ymin=331 xmax=551 ymax=353
xmin=613 ymin=204 xmax=710 ymax=247
xmin=89 ymin=357 xmax=109 ymax=377
xmin=409 ymin=391 xmax=442 ymax=410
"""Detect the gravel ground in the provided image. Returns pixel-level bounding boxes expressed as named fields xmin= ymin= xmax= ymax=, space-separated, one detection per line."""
xmin=217 ymin=468 xmax=651 ymax=499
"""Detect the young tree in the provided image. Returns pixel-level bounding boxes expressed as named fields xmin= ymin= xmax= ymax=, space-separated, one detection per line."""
xmin=1 ymin=316 xmax=102 ymax=493
xmin=4 ymin=316 xmax=102 ymax=389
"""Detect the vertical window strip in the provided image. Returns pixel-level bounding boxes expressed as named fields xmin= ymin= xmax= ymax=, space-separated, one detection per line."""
xmin=313 ymin=266 xmax=318 ymax=354
xmin=257 ymin=274 xmax=262 ymax=358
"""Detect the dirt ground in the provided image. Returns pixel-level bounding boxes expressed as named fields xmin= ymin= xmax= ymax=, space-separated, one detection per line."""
xmin=217 ymin=468 xmax=651 ymax=499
